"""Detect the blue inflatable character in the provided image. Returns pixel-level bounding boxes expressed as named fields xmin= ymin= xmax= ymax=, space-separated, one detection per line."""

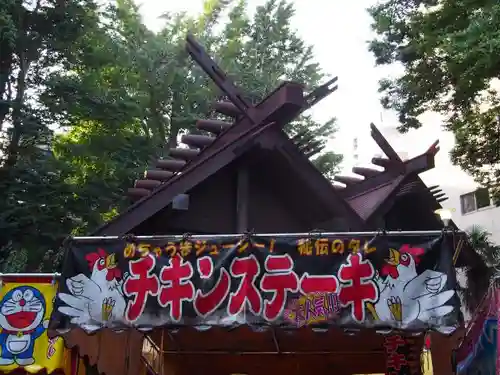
xmin=0 ymin=286 xmax=48 ymax=366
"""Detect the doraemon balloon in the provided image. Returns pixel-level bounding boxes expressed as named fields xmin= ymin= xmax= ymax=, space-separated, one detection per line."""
xmin=0 ymin=286 xmax=48 ymax=366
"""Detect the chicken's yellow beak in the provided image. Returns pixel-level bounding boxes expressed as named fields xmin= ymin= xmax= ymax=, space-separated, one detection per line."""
xmin=105 ymin=253 xmax=117 ymax=269
xmin=387 ymin=248 xmax=400 ymax=266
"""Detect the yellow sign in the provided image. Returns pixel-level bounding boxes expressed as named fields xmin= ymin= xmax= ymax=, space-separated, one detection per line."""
xmin=0 ymin=280 xmax=67 ymax=373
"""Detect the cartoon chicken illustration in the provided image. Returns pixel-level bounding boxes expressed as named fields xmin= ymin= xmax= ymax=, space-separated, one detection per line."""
xmin=0 ymin=286 xmax=49 ymax=366
xmin=368 ymin=245 xmax=455 ymax=327
xmin=57 ymin=249 xmax=126 ymax=331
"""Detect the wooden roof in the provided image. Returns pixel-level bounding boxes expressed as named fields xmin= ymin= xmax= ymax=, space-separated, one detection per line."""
xmin=337 ymin=123 xmax=444 ymax=222
xmin=94 ymin=35 xmax=364 ymax=236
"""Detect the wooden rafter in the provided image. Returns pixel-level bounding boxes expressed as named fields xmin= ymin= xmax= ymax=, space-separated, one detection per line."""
xmin=341 ymin=152 xmax=435 ymax=199
xmin=303 ymin=76 xmax=338 ymax=108
xmin=369 ymin=122 xmax=403 ymax=164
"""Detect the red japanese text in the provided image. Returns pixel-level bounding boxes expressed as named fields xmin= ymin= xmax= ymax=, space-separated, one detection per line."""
xmin=123 ymin=255 xmax=160 ymax=322
xmin=299 ymin=273 xmax=339 ymax=295
xmin=338 ymin=253 xmax=378 ymax=323
xmin=260 ymin=254 xmax=299 ymax=321
xmin=384 ymin=335 xmax=408 ymax=373
xmin=193 ymin=256 xmax=231 ymax=317
xmin=158 ymin=254 xmax=195 ymax=322
xmin=228 ymin=255 xmax=262 ymax=315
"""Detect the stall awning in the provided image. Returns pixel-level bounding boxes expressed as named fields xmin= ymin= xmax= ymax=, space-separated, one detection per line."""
xmin=50 ymin=231 xmax=462 ymax=335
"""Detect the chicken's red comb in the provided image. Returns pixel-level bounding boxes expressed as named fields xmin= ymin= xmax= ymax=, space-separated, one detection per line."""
xmin=399 ymin=244 xmax=425 ymax=264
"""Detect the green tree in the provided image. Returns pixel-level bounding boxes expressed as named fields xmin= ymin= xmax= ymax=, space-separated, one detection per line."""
xmin=46 ymin=0 xmax=343 ymax=230
xmin=0 ymin=0 xmax=100 ymax=271
xmin=368 ymin=0 xmax=500 ymax=203
xmin=459 ymin=226 xmax=500 ymax=314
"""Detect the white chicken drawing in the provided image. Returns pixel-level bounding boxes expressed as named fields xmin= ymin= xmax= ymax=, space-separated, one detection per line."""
xmin=57 ymin=248 xmax=127 ymax=332
xmin=369 ymin=245 xmax=455 ymax=328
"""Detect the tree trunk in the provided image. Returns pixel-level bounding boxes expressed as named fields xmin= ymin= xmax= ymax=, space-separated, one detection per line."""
xmin=0 ymin=38 xmax=13 ymax=128
xmin=4 ymin=54 xmax=29 ymax=169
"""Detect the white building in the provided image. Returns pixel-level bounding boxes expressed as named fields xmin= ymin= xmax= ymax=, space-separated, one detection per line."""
xmin=347 ymin=118 xmax=500 ymax=245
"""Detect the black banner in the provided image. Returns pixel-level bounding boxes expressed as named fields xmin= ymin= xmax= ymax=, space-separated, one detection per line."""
xmin=50 ymin=233 xmax=460 ymax=333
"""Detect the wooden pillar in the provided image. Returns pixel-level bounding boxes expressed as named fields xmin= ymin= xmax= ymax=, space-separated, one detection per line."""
xmin=236 ymin=168 xmax=249 ymax=232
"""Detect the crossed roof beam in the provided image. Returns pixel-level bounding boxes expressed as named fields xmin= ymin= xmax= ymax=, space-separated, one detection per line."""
xmin=97 ymin=35 xmax=348 ymax=235
xmin=335 ymin=123 xmax=442 ymax=200
xmin=185 ymin=34 xmax=339 ymax=122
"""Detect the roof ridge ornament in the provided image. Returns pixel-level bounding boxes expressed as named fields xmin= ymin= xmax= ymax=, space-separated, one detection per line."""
xmin=185 ymin=34 xmax=255 ymax=121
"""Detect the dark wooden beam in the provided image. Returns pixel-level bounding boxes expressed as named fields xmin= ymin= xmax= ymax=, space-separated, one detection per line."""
xmin=352 ymin=166 xmax=380 ymax=178
xmin=128 ymin=188 xmax=150 ymax=198
xmin=396 ymin=180 xmax=421 ymax=196
xmin=342 ymin=153 xmax=435 ymax=199
xmin=188 ymin=31 xmax=338 ymax=123
xmin=333 ymin=175 xmax=364 ymax=185
xmin=102 ymin=36 xmax=347 ymax=236
xmin=213 ymin=101 xmax=241 ymax=118
xmin=186 ymin=34 xmax=254 ymax=120
xmin=303 ymin=76 xmax=338 ymax=108
xmin=371 ymin=157 xmax=394 ymax=169
xmin=196 ymin=119 xmax=233 ymax=135
xmin=405 ymin=152 xmax=435 ymax=174
xmin=169 ymin=148 xmax=199 ymax=161
xmin=134 ymin=180 xmax=162 ymax=189
xmin=94 ymin=83 xmax=305 ymax=235
xmin=370 ymin=123 xmax=403 ymax=163
xmin=433 ymin=192 xmax=447 ymax=200
xmin=426 ymin=140 xmax=440 ymax=155
xmin=155 ymin=159 xmax=186 ymax=171
xmin=193 ymin=83 xmax=305 ymax=166
xmin=188 ymin=34 xmax=337 ymax=123
xmin=235 ymin=168 xmax=249 ymax=232
xmin=428 ymin=184 xmax=440 ymax=192
xmin=342 ymin=130 xmax=446 ymax=233
xmin=181 ymin=134 xmax=215 ymax=148
xmin=144 ymin=170 xmax=174 ymax=181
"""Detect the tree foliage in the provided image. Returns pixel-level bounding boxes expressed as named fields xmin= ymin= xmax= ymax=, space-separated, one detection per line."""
xmin=368 ymin=0 xmax=500 ymax=202
xmin=0 ymin=0 xmax=343 ymax=271
xmin=0 ymin=0 xmax=100 ymax=271
xmin=459 ymin=225 xmax=500 ymax=314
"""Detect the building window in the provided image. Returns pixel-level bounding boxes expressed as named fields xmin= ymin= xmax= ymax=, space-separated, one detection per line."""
xmin=460 ymin=188 xmax=492 ymax=214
